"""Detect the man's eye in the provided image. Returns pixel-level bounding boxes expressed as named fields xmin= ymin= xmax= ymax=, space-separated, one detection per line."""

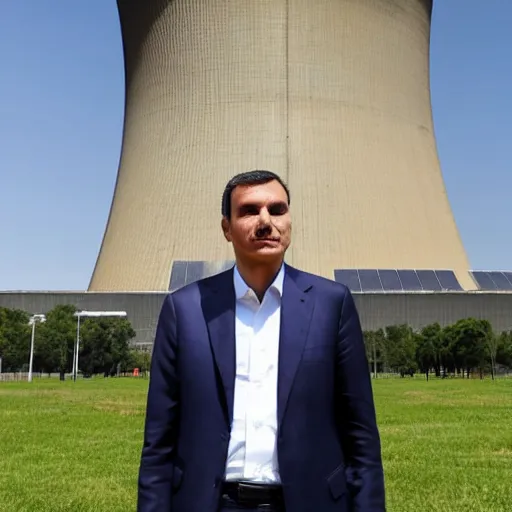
xmin=240 ymin=206 xmax=259 ymax=215
xmin=269 ymin=205 xmax=287 ymax=215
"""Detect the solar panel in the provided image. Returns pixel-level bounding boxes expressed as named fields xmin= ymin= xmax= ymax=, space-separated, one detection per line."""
xmin=472 ymin=271 xmax=512 ymax=291
xmin=378 ymin=270 xmax=403 ymax=291
xmin=169 ymin=260 xmax=234 ymax=291
xmin=333 ymin=268 xmax=464 ymax=292
xmin=333 ymin=269 xmax=361 ymax=292
xmin=435 ymin=270 xmax=463 ymax=291
xmin=488 ymin=272 xmax=512 ymax=291
xmin=416 ymin=270 xmax=442 ymax=291
xmin=397 ymin=270 xmax=422 ymax=291
xmin=471 ymin=271 xmax=497 ymax=290
xmin=358 ymin=269 xmax=383 ymax=292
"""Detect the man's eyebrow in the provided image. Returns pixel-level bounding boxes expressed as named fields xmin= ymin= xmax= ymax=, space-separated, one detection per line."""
xmin=238 ymin=202 xmax=258 ymax=209
xmin=238 ymin=200 xmax=287 ymax=208
xmin=268 ymin=200 xmax=289 ymax=209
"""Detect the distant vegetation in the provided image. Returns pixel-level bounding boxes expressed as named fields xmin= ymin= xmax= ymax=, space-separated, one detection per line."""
xmin=1 ymin=306 xmax=511 ymax=380
xmin=364 ymin=319 xmax=512 ymax=379
xmin=0 ymin=305 xmax=150 ymax=378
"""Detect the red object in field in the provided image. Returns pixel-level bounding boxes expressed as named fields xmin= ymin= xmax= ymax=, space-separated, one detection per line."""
xmin=133 ymin=368 xmax=140 ymax=377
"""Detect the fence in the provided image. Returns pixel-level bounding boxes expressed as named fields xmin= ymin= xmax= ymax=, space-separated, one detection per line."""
xmin=0 ymin=371 xmax=149 ymax=382
xmin=371 ymin=370 xmax=512 ymax=379
xmin=0 ymin=372 xmax=65 ymax=382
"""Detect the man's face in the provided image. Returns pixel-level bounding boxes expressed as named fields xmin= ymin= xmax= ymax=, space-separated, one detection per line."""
xmin=222 ymin=180 xmax=291 ymax=264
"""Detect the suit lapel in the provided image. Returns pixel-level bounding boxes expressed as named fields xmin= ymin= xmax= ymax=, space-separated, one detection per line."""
xmin=278 ymin=266 xmax=315 ymax=427
xmin=201 ymin=270 xmax=236 ymax=427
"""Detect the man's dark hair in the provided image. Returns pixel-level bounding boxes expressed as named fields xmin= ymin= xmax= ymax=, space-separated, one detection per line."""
xmin=221 ymin=170 xmax=290 ymax=218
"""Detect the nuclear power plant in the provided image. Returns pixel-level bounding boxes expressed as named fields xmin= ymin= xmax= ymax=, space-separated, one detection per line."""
xmin=2 ymin=0 xmax=512 ymax=344
xmin=89 ymin=0 xmax=475 ymax=292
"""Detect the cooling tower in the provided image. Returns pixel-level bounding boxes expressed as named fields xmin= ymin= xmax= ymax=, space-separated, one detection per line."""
xmin=89 ymin=0 xmax=474 ymax=292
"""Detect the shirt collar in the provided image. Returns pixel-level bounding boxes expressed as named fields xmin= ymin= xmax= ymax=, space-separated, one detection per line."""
xmin=233 ymin=263 xmax=285 ymax=300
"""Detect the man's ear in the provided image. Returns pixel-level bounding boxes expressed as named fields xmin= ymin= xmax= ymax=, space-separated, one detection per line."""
xmin=221 ymin=217 xmax=232 ymax=242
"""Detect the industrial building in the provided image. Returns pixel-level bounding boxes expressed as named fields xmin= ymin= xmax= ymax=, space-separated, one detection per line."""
xmin=1 ymin=288 xmax=512 ymax=347
xmin=2 ymin=0 xmax=511 ymax=341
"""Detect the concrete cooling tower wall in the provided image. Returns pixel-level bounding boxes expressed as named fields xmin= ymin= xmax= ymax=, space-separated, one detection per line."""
xmin=89 ymin=0 xmax=474 ymax=291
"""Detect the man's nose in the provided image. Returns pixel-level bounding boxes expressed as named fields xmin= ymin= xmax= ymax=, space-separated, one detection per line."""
xmin=258 ymin=207 xmax=271 ymax=224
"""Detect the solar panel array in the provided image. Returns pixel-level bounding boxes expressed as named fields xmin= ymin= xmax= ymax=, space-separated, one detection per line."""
xmin=170 ymin=265 xmax=512 ymax=293
xmin=169 ymin=260 xmax=234 ymax=291
xmin=333 ymin=269 xmax=463 ymax=292
xmin=470 ymin=271 xmax=512 ymax=291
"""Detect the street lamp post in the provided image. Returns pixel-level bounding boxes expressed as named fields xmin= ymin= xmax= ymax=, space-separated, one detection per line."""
xmin=28 ymin=314 xmax=46 ymax=383
xmin=72 ymin=313 xmax=80 ymax=382
xmin=72 ymin=311 xmax=127 ymax=382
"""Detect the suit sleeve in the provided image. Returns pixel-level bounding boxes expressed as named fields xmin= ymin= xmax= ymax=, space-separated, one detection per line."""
xmin=336 ymin=288 xmax=386 ymax=511
xmin=138 ymin=294 xmax=180 ymax=512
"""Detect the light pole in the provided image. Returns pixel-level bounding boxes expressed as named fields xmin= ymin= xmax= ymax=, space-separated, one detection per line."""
xmin=72 ymin=311 xmax=127 ymax=382
xmin=28 ymin=314 xmax=46 ymax=383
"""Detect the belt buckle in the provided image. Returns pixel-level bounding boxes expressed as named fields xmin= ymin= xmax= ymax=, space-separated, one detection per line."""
xmin=237 ymin=483 xmax=273 ymax=508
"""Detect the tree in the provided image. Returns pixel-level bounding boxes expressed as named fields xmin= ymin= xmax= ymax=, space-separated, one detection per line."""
xmin=79 ymin=317 xmax=136 ymax=375
xmin=0 ymin=308 xmax=31 ymax=372
xmin=36 ymin=305 xmax=77 ymax=380
xmin=440 ymin=324 xmax=457 ymax=377
xmin=449 ymin=318 xmax=492 ymax=379
xmin=416 ymin=323 xmax=441 ymax=380
xmin=486 ymin=332 xmax=500 ymax=380
xmin=77 ymin=319 xmax=110 ymax=376
xmin=109 ymin=318 xmax=136 ymax=371
xmin=363 ymin=329 xmax=386 ymax=377
xmin=496 ymin=331 xmax=512 ymax=369
xmin=128 ymin=347 xmax=152 ymax=375
xmin=384 ymin=324 xmax=418 ymax=376
xmin=422 ymin=322 xmax=444 ymax=377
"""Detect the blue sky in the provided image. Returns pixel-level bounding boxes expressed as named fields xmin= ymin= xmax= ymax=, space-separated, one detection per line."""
xmin=0 ymin=1 xmax=511 ymax=291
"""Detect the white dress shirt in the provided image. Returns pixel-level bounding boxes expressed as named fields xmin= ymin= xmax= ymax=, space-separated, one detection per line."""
xmin=224 ymin=264 xmax=284 ymax=483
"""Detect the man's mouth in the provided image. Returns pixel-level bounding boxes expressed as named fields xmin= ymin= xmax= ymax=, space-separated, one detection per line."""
xmin=253 ymin=237 xmax=279 ymax=242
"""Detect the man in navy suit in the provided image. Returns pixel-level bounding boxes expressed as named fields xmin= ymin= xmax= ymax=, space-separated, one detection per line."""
xmin=138 ymin=170 xmax=385 ymax=511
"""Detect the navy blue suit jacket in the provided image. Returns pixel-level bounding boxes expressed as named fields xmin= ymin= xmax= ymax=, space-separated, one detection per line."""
xmin=138 ymin=265 xmax=385 ymax=511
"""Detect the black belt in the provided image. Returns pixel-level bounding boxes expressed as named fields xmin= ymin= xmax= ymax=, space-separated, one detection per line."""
xmin=221 ymin=481 xmax=284 ymax=508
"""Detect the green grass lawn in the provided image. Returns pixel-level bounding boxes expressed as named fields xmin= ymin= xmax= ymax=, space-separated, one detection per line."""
xmin=0 ymin=377 xmax=511 ymax=511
